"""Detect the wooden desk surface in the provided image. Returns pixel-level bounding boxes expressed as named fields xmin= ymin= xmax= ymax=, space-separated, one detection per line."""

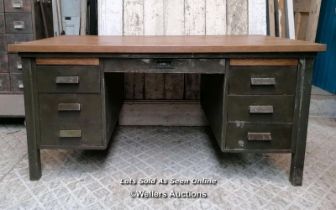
xmin=8 ymin=35 xmax=326 ymax=54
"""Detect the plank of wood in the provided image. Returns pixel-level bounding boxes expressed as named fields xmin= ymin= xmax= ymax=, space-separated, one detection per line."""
xmin=248 ymin=0 xmax=267 ymax=35
xmin=286 ymin=0 xmax=296 ymax=39
xmin=98 ymin=0 xmax=123 ymax=35
xmin=306 ymin=0 xmax=321 ymax=42
xmin=185 ymin=0 xmax=206 ymax=35
xmin=144 ymin=0 xmax=164 ymax=35
xmin=134 ymin=73 xmax=145 ymax=99
xmin=277 ymin=0 xmax=287 ymax=38
xmin=184 ymin=0 xmax=205 ymax=100
xmin=165 ymin=74 xmax=184 ymax=99
xmin=119 ymin=101 xmax=208 ymax=126
xmin=163 ymin=0 xmax=185 ymax=99
xmin=164 ymin=0 xmax=184 ymax=35
xmin=124 ymin=0 xmax=145 ymax=99
xmin=144 ymin=74 xmax=165 ymax=99
xmin=80 ymin=0 xmax=87 ymax=35
xmin=144 ymin=0 xmax=165 ymax=99
xmin=8 ymin=36 xmax=327 ymax=53
xmin=206 ymin=0 xmax=226 ymax=35
xmin=36 ymin=58 xmax=99 ymax=65
xmin=123 ymin=0 xmax=144 ymax=35
xmin=230 ymin=58 xmax=298 ymax=66
xmin=267 ymin=0 xmax=276 ymax=36
xmin=227 ymin=0 xmax=248 ymax=35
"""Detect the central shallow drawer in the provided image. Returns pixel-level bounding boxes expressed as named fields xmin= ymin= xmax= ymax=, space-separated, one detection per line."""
xmin=38 ymin=94 xmax=103 ymax=148
xmin=229 ymin=65 xmax=297 ymax=95
xmin=36 ymin=66 xmax=100 ymax=93
xmin=226 ymin=123 xmax=292 ymax=151
xmin=227 ymin=95 xmax=295 ymax=123
xmin=104 ymin=58 xmax=226 ymax=73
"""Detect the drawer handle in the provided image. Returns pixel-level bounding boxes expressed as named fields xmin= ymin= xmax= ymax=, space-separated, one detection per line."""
xmin=155 ymin=60 xmax=174 ymax=69
xmin=12 ymin=0 xmax=23 ymax=8
xmin=17 ymin=62 xmax=22 ymax=70
xmin=249 ymin=105 xmax=274 ymax=114
xmin=18 ymin=82 xmax=24 ymax=89
xmin=247 ymin=132 xmax=272 ymax=141
xmin=59 ymin=130 xmax=82 ymax=138
xmin=13 ymin=21 xmax=25 ymax=30
xmin=251 ymin=77 xmax=276 ymax=86
xmin=58 ymin=103 xmax=81 ymax=112
xmin=55 ymin=76 xmax=80 ymax=84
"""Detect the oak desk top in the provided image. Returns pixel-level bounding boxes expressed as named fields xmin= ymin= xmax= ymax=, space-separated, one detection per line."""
xmin=8 ymin=35 xmax=326 ymax=54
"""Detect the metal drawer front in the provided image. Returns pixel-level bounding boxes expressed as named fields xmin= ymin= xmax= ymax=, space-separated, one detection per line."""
xmin=39 ymin=94 xmax=103 ymax=148
xmin=104 ymin=59 xmax=226 ymax=74
xmin=229 ymin=66 xmax=297 ymax=95
xmin=0 ymin=35 xmax=5 ymax=51
xmin=39 ymin=94 xmax=101 ymax=124
xmin=0 ymin=0 xmax=3 ymax=12
xmin=36 ymin=66 xmax=100 ymax=93
xmin=5 ymin=34 xmax=33 ymax=51
xmin=10 ymin=73 xmax=23 ymax=92
xmin=0 ymin=14 xmax=4 ymax=33
xmin=227 ymin=96 xmax=294 ymax=123
xmin=8 ymin=54 xmax=22 ymax=73
xmin=0 ymin=53 xmax=8 ymax=73
xmin=0 ymin=73 xmax=10 ymax=92
xmin=4 ymin=0 xmax=31 ymax=12
xmin=5 ymin=13 xmax=33 ymax=34
xmin=226 ymin=123 xmax=292 ymax=151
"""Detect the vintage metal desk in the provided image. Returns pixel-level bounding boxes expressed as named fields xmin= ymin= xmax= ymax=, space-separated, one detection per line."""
xmin=9 ymin=35 xmax=325 ymax=186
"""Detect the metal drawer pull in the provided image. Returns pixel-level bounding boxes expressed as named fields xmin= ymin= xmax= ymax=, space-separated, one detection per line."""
xmin=55 ymin=76 xmax=79 ymax=84
xmin=13 ymin=21 xmax=25 ymax=30
xmin=17 ymin=62 xmax=22 ymax=70
xmin=59 ymin=130 xmax=82 ymax=138
xmin=251 ymin=77 xmax=276 ymax=86
xmin=12 ymin=0 xmax=23 ymax=8
xmin=58 ymin=103 xmax=81 ymax=112
xmin=18 ymin=82 xmax=24 ymax=89
xmin=247 ymin=132 xmax=272 ymax=141
xmin=249 ymin=105 xmax=274 ymax=114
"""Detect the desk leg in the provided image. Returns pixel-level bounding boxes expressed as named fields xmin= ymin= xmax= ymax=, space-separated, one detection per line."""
xmin=23 ymin=58 xmax=42 ymax=180
xmin=290 ymin=58 xmax=314 ymax=186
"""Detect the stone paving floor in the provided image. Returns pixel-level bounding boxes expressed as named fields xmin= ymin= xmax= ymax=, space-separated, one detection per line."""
xmin=0 ymin=87 xmax=335 ymax=210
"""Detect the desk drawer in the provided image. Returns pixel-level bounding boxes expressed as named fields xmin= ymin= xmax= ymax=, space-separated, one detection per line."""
xmin=229 ymin=61 xmax=298 ymax=95
xmin=105 ymin=58 xmax=226 ymax=73
xmin=39 ymin=94 xmax=104 ymax=148
xmin=5 ymin=13 xmax=33 ymax=34
xmin=228 ymin=95 xmax=294 ymax=123
xmin=4 ymin=0 xmax=32 ymax=12
xmin=36 ymin=66 xmax=100 ymax=93
xmin=226 ymin=123 xmax=292 ymax=151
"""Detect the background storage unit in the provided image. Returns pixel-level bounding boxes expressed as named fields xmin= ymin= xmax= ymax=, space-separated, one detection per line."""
xmin=0 ymin=0 xmax=52 ymax=117
xmin=313 ymin=0 xmax=336 ymax=93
